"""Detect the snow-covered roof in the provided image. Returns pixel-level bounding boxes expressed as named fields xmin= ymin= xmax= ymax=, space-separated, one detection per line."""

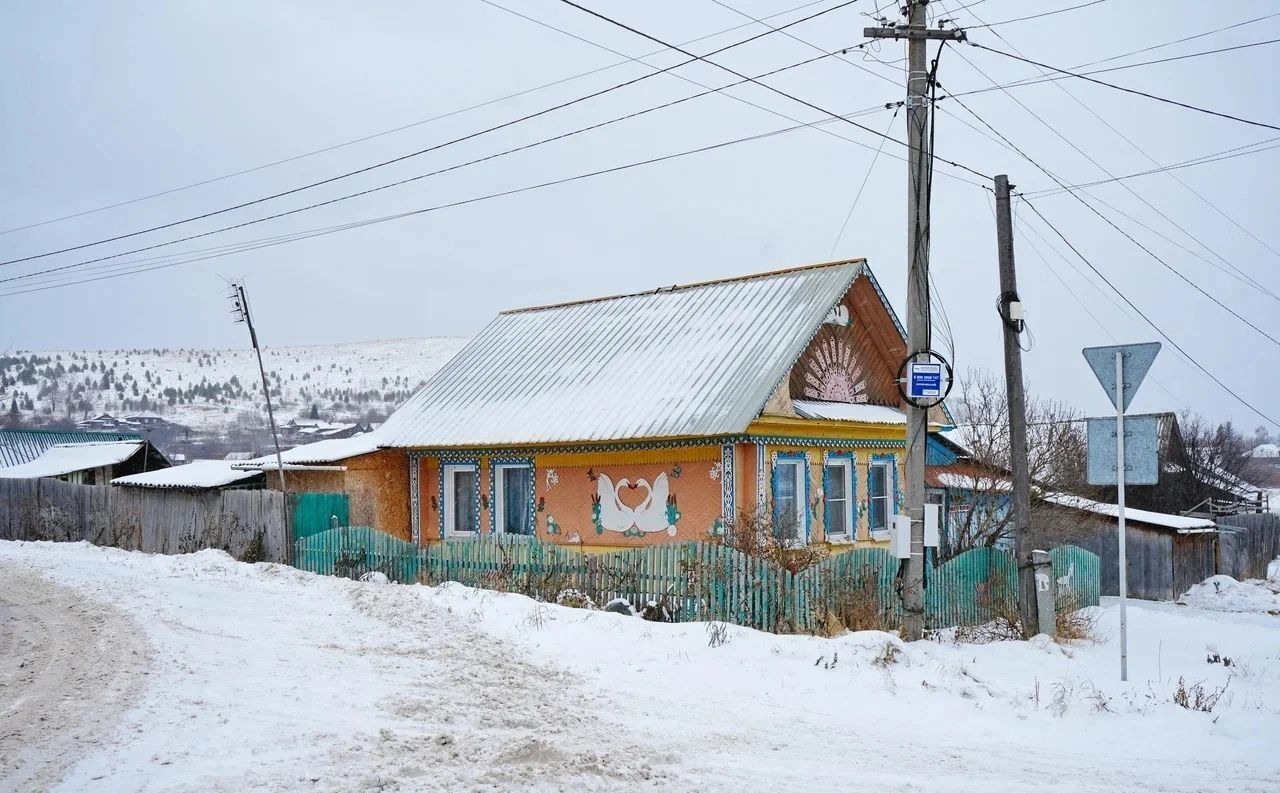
xmin=236 ymin=433 xmax=384 ymax=469
xmin=1041 ymin=492 xmax=1216 ymax=532
xmin=1250 ymin=443 xmax=1280 ymax=458
xmin=0 ymin=429 xmax=141 ymax=467
xmin=113 ymin=460 xmax=261 ymax=489
xmin=0 ymin=441 xmax=144 ymax=479
xmin=379 ymin=260 xmax=870 ymax=448
xmin=934 ymin=472 xmax=1012 ymax=492
xmin=123 ymin=410 xmax=163 ymax=420
xmin=793 ymin=400 xmax=906 ymax=424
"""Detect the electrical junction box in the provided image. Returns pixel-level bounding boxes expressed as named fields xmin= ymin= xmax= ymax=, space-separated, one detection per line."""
xmin=1008 ymin=301 xmax=1024 ymax=321
xmin=924 ymin=504 xmax=940 ymax=548
xmin=890 ymin=514 xmax=912 ymax=559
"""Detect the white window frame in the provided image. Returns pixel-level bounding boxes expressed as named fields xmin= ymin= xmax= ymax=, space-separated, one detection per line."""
xmin=773 ymin=457 xmax=807 ymax=544
xmin=868 ymin=460 xmax=893 ymax=540
xmin=442 ymin=463 xmax=479 ymax=537
xmin=824 ymin=458 xmax=854 ymax=538
xmin=493 ymin=462 xmax=534 ymax=536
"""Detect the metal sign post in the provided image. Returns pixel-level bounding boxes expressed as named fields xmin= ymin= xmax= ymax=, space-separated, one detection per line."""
xmin=1114 ymin=350 xmax=1128 ymax=682
xmin=1082 ymin=342 xmax=1161 ymax=682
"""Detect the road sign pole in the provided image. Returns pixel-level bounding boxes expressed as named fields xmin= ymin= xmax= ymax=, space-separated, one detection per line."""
xmin=1115 ymin=350 xmax=1128 ymax=682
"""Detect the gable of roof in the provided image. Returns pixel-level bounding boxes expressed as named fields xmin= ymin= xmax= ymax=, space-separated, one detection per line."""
xmin=0 ymin=429 xmax=142 ymax=468
xmin=0 ymin=441 xmax=145 ymax=479
xmin=379 ymin=260 xmax=868 ymax=448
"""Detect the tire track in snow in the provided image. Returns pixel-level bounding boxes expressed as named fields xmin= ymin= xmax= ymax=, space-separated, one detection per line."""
xmin=0 ymin=563 xmax=149 ymax=792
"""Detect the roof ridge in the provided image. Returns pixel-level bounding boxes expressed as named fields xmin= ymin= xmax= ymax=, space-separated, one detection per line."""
xmin=501 ymin=258 xmax=865 ymax=315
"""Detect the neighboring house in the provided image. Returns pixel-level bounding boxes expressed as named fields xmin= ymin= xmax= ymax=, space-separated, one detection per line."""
xmin=924 ymin=431 xmax=1012 ymax=557
xmin=287 ymin=419 xmax=371 ymax=440
xmin=374 ymin=259 xmax=948 ymax=548
xmin=1090 ymin=412 xmax=1264 ymax=516
xmin=1030 ymin=493 xmax=1217 ymax=601
xmin=121 ymin=410 xmax=167 ymax=427
xmin=0 ymin=440 xmax=170 ymax=485
xmin=235 ymin=434 xmax=406 ymax=535
xmin=76 ymin=413 xmax=121 ymax=430
xmin=112 ymin=460 xmax=263 ymax=491
xmin=0 ymin=429 xmax=143 ymax=468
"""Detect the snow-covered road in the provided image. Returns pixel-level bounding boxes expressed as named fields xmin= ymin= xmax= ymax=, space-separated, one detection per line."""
xmin=1 ymin=540 xmax=1278 ymax=792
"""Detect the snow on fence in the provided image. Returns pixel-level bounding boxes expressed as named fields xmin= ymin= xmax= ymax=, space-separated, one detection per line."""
xmin=293 ymin=527 xmax=1101 ymax=635
xmin=0 ymin=477 xmax=289 ymax=563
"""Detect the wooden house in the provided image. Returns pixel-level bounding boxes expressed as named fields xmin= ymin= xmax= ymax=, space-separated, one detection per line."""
xmin=1029 ymin=493 xmax=1217 ymax=601
xmin=376 ymin=259 xmax=948 ymax=549
xmin=0 ymin=439 xmax=170 ymax=485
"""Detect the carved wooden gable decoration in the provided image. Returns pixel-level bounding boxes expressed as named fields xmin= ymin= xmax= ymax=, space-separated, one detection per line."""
xmin=787 ymin=274 xmax=908 ymax=409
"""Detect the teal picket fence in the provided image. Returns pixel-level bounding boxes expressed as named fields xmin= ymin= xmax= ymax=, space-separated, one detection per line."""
xmin=294 ymin=525 xmax=420 ymax=582
xmin=292 ymin=528 xmax=1100 ymax=635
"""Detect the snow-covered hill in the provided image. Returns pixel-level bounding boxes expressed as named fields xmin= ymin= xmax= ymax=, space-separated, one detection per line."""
xmin=0 ymin=337 xmax=466 ymax=435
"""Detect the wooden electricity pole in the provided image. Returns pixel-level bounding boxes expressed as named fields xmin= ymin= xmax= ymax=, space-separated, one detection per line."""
xmin=994 ymin=175 xmax=1038 ymax=635
xmin=866 ymin=1 xmax=965 ymax=641
xmin=229 ymin=282 xmax=290 ymax=559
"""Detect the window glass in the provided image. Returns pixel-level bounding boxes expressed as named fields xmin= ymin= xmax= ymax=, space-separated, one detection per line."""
xmin=500 ymin=466 xmax=533 ymax=535
xmin=869 ymin=463 xmax=889 ymax=533
xmin=451 ymin=468 xmax=478 ymax=534
xmin=774 ymin=462 xmax=800 ymax=541
xmin=825 ymin=462 xmax=849 ymax=535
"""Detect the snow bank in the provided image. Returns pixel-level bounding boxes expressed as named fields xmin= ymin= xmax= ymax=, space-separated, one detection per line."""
xmin=1180 ymin=575 xmax=1280 ymax=614
xmin=2 ymin=541 xmax=1278 ymax=792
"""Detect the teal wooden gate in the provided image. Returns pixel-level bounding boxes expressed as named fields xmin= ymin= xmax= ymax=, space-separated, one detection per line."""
xmin=1049 ymin=544 xmax=1100 ymax=609
xmin=290 ymin=492 xmax=349 ymax=541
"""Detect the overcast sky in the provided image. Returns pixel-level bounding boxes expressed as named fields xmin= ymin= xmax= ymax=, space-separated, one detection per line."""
xmin=3 ymin=0 xmax=1278 ymax=431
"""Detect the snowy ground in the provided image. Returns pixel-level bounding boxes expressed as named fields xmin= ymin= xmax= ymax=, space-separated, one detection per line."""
xmin=1 ymin=542 xmax=1278 ymax=792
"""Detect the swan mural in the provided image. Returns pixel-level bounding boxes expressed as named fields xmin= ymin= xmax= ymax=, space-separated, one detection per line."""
xmin=591 ymin=472 xmax=680 ymax=537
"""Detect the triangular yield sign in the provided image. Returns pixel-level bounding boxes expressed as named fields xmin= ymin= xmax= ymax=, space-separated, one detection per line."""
xmin=1081 ymin=342 xmax=1161 ymax=412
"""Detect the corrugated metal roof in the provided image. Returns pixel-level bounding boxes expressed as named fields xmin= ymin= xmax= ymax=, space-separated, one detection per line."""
xmin=236 ymin=433 xmax=383 ymax=469
xmin=380 ymin=261 xmax=864 ymax=448
xmin=0 ymin=441 xmax=143 ymax=479
xmin=793 ymin=400 xmax=906 ymax=424
xmin=0 ymin=429 xmax=142 ymax=468
xmin=113 ymin=460 xmax=261 ymax=489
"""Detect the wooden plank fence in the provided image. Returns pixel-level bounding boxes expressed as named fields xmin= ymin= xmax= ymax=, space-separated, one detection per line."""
xmin=292 ymin=528 xmax=1103 ymax=635
xmin=1216 ymin=513 xmax=1280 ymax=581
xmin=0 ymin=478 xmax=290 ymax=563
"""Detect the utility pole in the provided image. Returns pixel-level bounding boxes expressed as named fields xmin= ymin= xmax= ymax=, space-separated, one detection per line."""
xmin=994 ymin=175 xmax=1038 ymax=636
xmin=228 ymin=281 xmax=289 ymax=559
xmin=867 ymin=1 xmax=965 ymax=641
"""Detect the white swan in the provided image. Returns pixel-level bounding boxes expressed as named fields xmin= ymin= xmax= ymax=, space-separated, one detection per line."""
xmin=596 ymin=474 xmax=631 ymax=532
xmin=633 ymin=473 xmax=671 ymax=534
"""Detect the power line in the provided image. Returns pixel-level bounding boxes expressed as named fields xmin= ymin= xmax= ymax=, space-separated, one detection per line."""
xmin=555 ymin=0 xmax=992 ymax=181
xmin=968 ymin=40 xmax=1280 ymax=133
xmin=962 ymin=0 xmax=1110 ymax=30
xmin=0 ymin=0 xmax=838 ymax=238
xmin=1019 ymin=197 xmax=1279 ymax=430
xmin=943 ymin=37 xmax=1280 ymax=100
xmin=942 ymin=40 xmax=1280 ymax=300
xmin=3 ymin=47 xmax=898 ymax=288
xmin=0 ymin=0 xmax=865 ymax=268
xmin=945 ymin=92 xmax=1280 ymax=350
xmin=830 ymin=107 xmax=900 ymax=256
xmin=943 ymin=8 xmax=1280 ymax=298
xmin=1019 ymin=137 xmax=1280 ymax=197
xmin=1073 ymin=10 xmax=1280 ymax=70
xmin=0 ymin=106 xmax=881 ymax=297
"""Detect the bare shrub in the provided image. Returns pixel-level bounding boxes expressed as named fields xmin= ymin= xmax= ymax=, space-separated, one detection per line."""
xmin=813 ymin=567 xmax=900 ymax=635
xmin=1055 ymin=593 xmax=1100 ymax=643
xmin=720 ymin=509 xmax=828 ymax=574
xmin=523 ymin=604 xmax=551 ymax=630
xmin=872 ymin=639 xmax=902 ymax=668
xmin=554 ymin=588 xmax=597 ymax=610
xmin=1172 ymin=677 xmax=1230 ymax=712
xmin=237 ymin=531 xmax=266 ymax=564
xmin=705 ymin=621 xmax=730 ymax=648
